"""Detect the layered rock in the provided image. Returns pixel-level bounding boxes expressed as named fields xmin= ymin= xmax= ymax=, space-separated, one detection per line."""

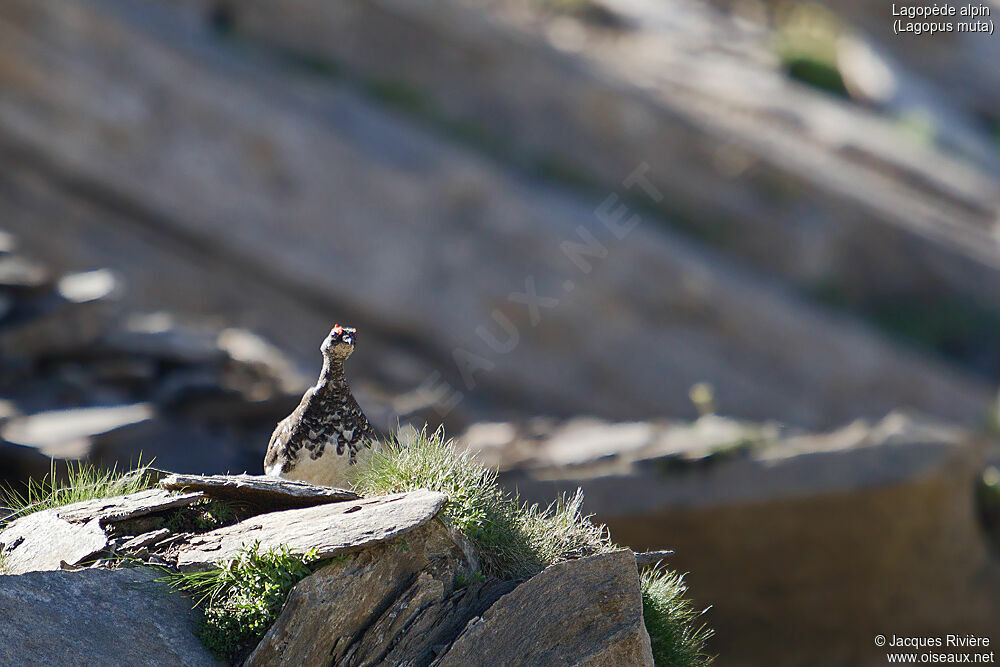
xmin=462 ymin=413 xmax=1000 ymax=665
xmin=208 ymin=0 xmax=1000 ymax=317
xmin=247 ymin=520 xmax=512 ymax=667
xmin=0 ymin=487 xmax=207 ymax=575
xmin=0 ymin=475 xmax=360 ymax=575
xmin=0 ymin=474 xmax=654 ymax=666
xmin=159 ymin=472 xmax=359 ymax=509
xmin=0 ymin=0 xmax=993 ymax=434
xmin=435 ymin=550 xmax=653 ymax=666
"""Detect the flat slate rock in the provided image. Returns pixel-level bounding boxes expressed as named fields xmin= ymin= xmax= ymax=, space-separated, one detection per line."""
xmin=0 ymin=568 xmax=215 ymax=666
xmin=159 ymin=473 xmax=359 ymax=508
xmin=0 ymin=511 xmax=108 ymax=575
xmin=635 ymin=550 xmax=675 ymax=569
xmin=120 ymin=528 xmax=173 ymax=552
xmin=55 ymin=488 xmax=205 ymax=525
xmin=176 ymin=490 xmax=447 ymax=571
xmin=0 ymin=489 xmax=204 ymax=574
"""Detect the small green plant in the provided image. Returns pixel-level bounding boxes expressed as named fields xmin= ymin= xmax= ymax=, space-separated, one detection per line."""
xmin=164 ymin=499 xmax=238 ymax=534
xmin=0 ymin=458 xmax=157 ymax=527
xmin=773 ymin=3 xmax=849 ymax=98
xmin=689 ymin=382 xmax=717 ymax=417
xmin=641 ymin=565 xmax=714 ymax=667
xmin=197 ymin=500 xmax=235 ymax=531
xmin=454 ymin=570 xmax=486 ymax=589
xmin=163 ymin=542 xmax=321 ymax=662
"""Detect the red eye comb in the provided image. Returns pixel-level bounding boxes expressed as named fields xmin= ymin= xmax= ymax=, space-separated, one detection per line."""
xmin=331 ymin=324 xmax=343 ymax=335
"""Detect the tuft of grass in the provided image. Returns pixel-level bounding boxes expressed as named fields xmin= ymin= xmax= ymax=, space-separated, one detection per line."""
xmin=516 ymin=488 xmax=615 ymax=571
xmin=352 ymin=427 xmax=614 ymax=580
xmin=163 ymin=542 xmax=321 ymax=662
xmin=354 ymin=427 xmax=499 ymax=537
xmin=641 ymin=565 xmax=714 ymax=667
xmin=0 ymin=458 xmax=157 ymax=528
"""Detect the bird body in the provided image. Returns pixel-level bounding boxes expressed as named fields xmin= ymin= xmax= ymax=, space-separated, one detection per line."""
xmin=264 ymin=325 xmax=376 ymax=488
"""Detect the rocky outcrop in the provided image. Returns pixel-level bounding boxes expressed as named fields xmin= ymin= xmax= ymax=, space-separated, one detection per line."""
xmin=0 ymin=0 xmax=994 ymax=436
xmin=0 ymin=568 xmax=215 ymax=666
xmin=247 ymin=520 xmax=512 ymax=667
xmin=462 ymin=412 xmax=1000 ymax=665
xmin=0 ymin=475 xmax=653 ymax=665
xmin=251 ymin=538 xmax=653 ymax=667
xmin=435 ymin=550 xmax=653 ymax=666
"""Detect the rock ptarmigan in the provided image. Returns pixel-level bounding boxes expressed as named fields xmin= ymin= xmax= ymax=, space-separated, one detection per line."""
xmin=264 ymin=324 xmax=377 ymax=488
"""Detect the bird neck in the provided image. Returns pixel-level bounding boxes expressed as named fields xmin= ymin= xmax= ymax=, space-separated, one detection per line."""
xmin=318 ymin=357 xmax=348 ymax=394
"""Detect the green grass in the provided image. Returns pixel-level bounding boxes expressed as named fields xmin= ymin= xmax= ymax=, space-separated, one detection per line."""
xmin=353 ymin=427 xmax=713 ymax=664
xmin=0 ymin=459 xmax=157 ymax=528
xmin=641 ymin=565 xmax=714 ymax=667
xmin=351 ymin=427 xmax=614 ymax=580
xmin=163 ymin=542 xmax=322 ymax=662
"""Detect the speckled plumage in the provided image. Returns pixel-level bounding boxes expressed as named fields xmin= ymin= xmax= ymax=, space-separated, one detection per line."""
xmin=263 ymin=325 xmax=376 ymax=488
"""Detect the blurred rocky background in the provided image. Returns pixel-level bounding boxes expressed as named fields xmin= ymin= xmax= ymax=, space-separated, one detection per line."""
xmin=1 ymin=0 xmax=999 ymax=664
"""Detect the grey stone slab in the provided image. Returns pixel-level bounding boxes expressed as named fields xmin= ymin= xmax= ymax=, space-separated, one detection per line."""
xmin=0 ymin=511 xmax=108 ymax=575
xmin=159 ymin=473 xmax=359 ymax=509
xmin=55 ymin=488 xmax=205 ymax=525
xmin=0 ymin=568 xmax=216 ymax=666
xmin=176 ymin=490 xmax=447 ymax=570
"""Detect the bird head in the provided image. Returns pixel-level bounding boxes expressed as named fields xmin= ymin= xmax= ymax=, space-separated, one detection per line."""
xmin=321 ymin=324 xmax=357 ymax=361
